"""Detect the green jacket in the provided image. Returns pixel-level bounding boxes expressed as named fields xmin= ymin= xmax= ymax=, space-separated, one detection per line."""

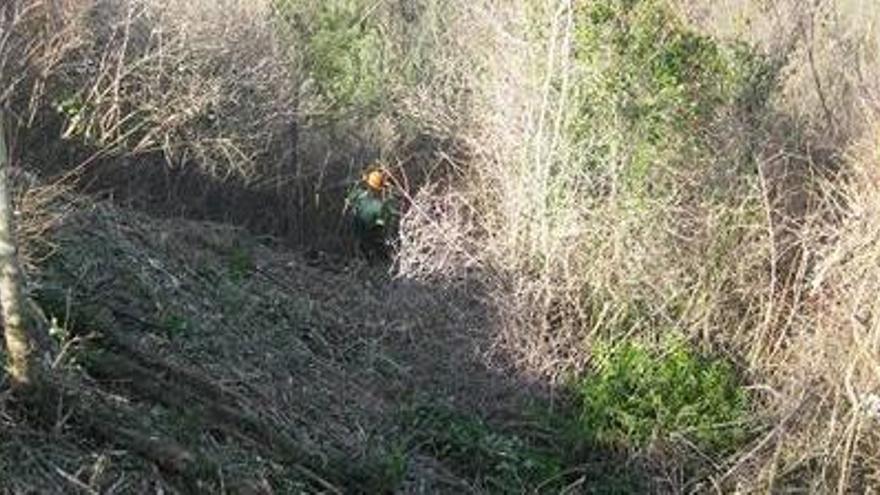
xmin=346 ymin=184 xmax=399 ymax=252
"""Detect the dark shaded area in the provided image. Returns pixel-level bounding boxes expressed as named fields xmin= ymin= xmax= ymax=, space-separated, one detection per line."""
xmin=17 ymin=110 xmax=465 ymax=256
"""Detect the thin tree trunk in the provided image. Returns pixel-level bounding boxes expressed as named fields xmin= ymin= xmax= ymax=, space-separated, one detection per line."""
xmin=0 ymin=110 xmax=42 ymax=388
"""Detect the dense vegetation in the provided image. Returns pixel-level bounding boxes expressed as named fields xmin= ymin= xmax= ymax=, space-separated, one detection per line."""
xmin=2 ymin=0 xmax=880 ymax=492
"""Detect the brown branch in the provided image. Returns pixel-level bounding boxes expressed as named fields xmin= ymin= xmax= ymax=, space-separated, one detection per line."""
xmin=79 ymin=336 xmax=343 ymax=493
xmin=799 ymin=4 xmax=839 ymax=134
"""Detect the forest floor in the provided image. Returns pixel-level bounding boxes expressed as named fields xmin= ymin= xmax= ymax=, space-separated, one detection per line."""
xmin=0 ymin=200 xmax=650 ymax=494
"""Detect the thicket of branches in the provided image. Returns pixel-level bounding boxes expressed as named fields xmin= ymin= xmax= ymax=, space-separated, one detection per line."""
xmin=395 ymin=0 xmax=880 ymax=490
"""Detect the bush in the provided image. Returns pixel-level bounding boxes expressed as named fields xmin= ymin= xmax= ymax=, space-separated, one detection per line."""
xmin=573 ymin=0 xmax=770 ymax=196
xmin=576 ymin=339 xmax=749 ymax=454
xmin=413 ymin=0 xmax=779 ymax=383
xmin=272 ymin=0 xmax=389 ymax=117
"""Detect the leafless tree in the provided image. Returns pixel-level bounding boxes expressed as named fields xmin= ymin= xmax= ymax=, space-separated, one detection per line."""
xmin=0 ymin=0 xmax=75 ymax=391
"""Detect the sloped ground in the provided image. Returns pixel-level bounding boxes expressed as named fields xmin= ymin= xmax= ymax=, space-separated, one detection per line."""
xmin=2 ymin=201 xmax=638 ymax=493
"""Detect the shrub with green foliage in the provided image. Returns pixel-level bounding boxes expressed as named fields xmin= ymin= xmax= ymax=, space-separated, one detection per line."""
xmin=573 ymin=0 xmax=770 ymax=196
xmin=225 ymin=245 xmax=255 ymax=281
xmin=576 ymin=339 xmax=749 ymax=453
xmin=273 ymin=0 xmax=390 ymax=116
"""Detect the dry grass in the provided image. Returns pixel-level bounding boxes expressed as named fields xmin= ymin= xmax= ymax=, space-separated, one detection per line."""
xmin=733 ymin=121 xmax=880 ymax=492
xmin=47 ymin=0 xmax=298 ymax=179
xmin=681 ymin=0 xmax=880 ymax=142
xmin=12 ymin=169 xmax=79 ymax=271
xmin=673 ymin=0 xmax=880 ymax=491
xmin=11 ymin=0 xmax=479 ymax=247
xmin=391 ymin=0 xmax=880 ymax=491
xmin=397 ymin=0 xmax=763 ymax=372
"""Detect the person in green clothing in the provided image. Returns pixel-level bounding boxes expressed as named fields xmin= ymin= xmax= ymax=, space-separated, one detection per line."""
xmin=345 ymin=165 xmax=399 ymax=261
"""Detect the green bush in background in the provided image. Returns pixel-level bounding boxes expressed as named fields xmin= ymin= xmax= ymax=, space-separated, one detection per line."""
xmin=573 ymin=0 xmax=771 ymax=197
xmin=273 ymin=0 xmax=389 ymax=116
xmin=307 ymin=1 xmax=387 ymax=113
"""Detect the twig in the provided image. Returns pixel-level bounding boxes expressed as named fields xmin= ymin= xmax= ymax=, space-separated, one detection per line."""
xmin=798 ymin=4 xmax=839 ymax=134
xmin=52 ymin=464 xmax=100 ymax=495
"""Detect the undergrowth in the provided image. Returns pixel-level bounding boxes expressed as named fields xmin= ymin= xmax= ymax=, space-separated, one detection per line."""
xmin=272 ymin=0 xmax=389 ymax=117
xmin=6 ymin=0 xmax=880 ymax=492
xmin=398 ymin=398 xmax=658 ymax=493
xmin=574 ymin=0 xmax=773 ymax=195
xmin=576 ymin=339 xmax=750 ymax=454
xmin=402 ymin=404 xmax=565 ymax=493
xmin=224 ymin=244 xmax=256 ymax=282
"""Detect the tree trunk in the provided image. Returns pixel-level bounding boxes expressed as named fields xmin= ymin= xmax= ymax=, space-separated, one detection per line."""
xmin=0 ymin=111 xmax=43 ymax=388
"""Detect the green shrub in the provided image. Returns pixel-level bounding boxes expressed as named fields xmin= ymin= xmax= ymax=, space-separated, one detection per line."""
xmin=576 ymin=339 xmax=749 ymax=453
xmin=225 ymin=245 xmax=255 ymax=281
xmin=273 ymin=0 xmax=389 ymax=116
xmin=573 ymin=0 xmax=770 ymax=196
xmin=159 ymin=313 xmax=191 ymax=340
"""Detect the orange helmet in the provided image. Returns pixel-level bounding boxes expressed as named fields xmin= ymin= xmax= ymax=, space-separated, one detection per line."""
xmin=364 ymin=169 xmax=385 ymax=191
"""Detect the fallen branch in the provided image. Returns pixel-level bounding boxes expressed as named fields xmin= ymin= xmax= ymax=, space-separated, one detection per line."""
xmin=78 ymin=336 xmax=344 ymax=493
xmin=6 ymin=376 xmax=217 ymax=492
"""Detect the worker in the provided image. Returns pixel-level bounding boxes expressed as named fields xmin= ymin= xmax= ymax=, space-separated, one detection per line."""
xmin=345 ymin=166 xmax=399 ymax=261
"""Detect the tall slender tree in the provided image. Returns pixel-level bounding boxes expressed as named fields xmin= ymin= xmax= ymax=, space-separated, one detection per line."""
xmin=0 ymin=110 xmax=44 ymax=389
xmin=0 ymin=0 xmax=61 ymax=392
